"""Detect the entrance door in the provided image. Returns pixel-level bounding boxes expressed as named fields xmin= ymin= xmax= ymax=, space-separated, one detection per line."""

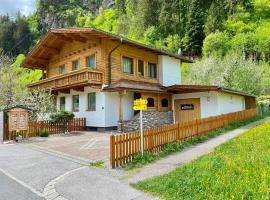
xmin=174 ymin=98 xmax=201 ymax=122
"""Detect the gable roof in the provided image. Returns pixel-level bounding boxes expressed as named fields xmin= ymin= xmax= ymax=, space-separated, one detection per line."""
xmin=21 ymin=27 xmax=193 ymax=69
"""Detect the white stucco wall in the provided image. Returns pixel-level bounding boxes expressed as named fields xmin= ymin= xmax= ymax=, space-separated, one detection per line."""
xmin=122 ymin=92 xmax=134 ymax=121
xmin=217 ymin=92 xmax=245 ymax=114
xmin=57 ymin=89 xmax=135 ymax=127
xmin=173 ymin=91 xmax=247 ymax=122
xmin=173 ymin=91 xmax=219 ymax=119
xmin=158 ymin=55 xmax=181 ymax=86
xmin=58 ymin=87 xmax=106 ymax=127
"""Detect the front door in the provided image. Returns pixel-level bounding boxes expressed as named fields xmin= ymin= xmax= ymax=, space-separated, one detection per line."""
xmin=174 ymin=98 xmax=201 ymax=122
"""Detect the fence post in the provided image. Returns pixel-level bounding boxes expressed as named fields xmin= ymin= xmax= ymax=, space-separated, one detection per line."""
xmin=110 ymin=135 xmax=115 ymax=169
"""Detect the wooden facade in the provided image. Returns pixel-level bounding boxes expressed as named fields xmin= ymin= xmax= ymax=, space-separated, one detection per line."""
xmin=23 ymin=29 xmax=168 ymax=92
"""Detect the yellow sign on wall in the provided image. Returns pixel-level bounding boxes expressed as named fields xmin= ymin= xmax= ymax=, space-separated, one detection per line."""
xmin=133 ymin=99 xmax=148 ymax=111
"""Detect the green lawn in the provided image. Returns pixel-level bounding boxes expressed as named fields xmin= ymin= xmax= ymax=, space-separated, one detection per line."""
xmin=133 ymin=121 xmax=270 ymax=200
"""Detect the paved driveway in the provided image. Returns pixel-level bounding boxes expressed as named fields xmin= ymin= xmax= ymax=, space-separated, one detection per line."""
xmin=26 ymin=131 xmax=110 ymax=165
xmin=0 ymin=144 xmax=155 ymax=200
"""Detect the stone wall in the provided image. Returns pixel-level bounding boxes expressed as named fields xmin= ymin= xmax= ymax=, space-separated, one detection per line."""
xmin=118 ymin=111 xmax=173 ymax=132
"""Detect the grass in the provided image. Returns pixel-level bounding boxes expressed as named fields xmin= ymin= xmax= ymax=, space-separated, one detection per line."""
xmin=89 ymin=160 xmax=105 ymax=168
xmin=123 ymin=114 xmax=269 ymax=170
xmin=133 ymin=119 xmax=270 ymax=200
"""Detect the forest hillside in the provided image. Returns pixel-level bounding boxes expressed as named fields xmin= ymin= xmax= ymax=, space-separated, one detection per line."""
xmin=0 ymin=0 xmax=270 ymax=95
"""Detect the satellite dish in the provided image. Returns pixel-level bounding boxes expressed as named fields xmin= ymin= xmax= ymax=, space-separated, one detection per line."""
xmin=178 ymin=48 xmax=182 ymax=55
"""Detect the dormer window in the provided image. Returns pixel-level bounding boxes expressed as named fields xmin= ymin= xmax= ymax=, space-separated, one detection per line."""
xmin=87 ymin=55 xmax=96 ymax=69
xmin=122 ymin=56 xmax=133 ymax=74
xmin=59 ymin=65 xmax=66 ymax=75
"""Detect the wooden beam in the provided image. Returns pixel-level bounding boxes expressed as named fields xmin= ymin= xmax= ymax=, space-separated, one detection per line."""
xmin=31 ymin=56 xmax=49 ymax=63
xmin=57 ymin=89 xmax=70 ymax=94
xmin=73 ymin=87 xmax=84 ymax=92
xmin=42 ymin=45 xmax=60 ymax=54
xmin=70 ymin=35 xmax=87 ymax=43
xmin=52 ymin=33 xmax=72 ymax=43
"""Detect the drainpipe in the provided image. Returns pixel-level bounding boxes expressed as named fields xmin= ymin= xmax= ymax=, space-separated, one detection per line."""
xmin=108 ymin=38 xmax=123 ymax=85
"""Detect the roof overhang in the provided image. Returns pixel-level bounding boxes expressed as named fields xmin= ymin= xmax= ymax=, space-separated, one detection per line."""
xmin=21 ymin=27 xmax=193 ymax=70
xmin=165 ymin=85 xmax=256 ymax=98
xmin=102 ymin=79 xmax=168 ymax=93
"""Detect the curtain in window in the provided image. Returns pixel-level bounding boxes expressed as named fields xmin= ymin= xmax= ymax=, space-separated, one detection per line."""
xmin=148 ymin=63 xmax=156 ymax=78
xmin=88 ymin=55 xmax=96 ymax=69
xmin=60 ymin=97 xmax=65 ymax=111
xmin=88 ymin=93 xmax=96 ymax=111
xmin=123 ymin=57 xmax=133 ymax=73
xmin=73 ymin=95 xmax=79 ymax=111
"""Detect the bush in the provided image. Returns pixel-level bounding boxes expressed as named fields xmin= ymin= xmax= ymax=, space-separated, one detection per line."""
xmin=39 ymin=130 xmax=49 ymax=137
xmin=49 ymin=111 xmax=75 ymax=123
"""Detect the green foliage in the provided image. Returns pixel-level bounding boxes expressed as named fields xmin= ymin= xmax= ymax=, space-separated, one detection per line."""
xmin=184 ymin=53 xmax=267 ymax=95
xmin=203 ymin=32 xmax=230 ymax=57
xmin=184 ymin=0 xmax=205 ymax=55
xmin=39 ymin=130 xmax=49 ymax=137
xmin=89 ymin=160 xmax=105 ymax=168
xmin=49 ymin=111 xmax=75 ymax=123
xmin=0 ymin=14 xmax=33 ymax=56
xmin=133 ymin=120 xmax=270 ymax=199
xmin=123 ymin=114 xmax=268 ymax=170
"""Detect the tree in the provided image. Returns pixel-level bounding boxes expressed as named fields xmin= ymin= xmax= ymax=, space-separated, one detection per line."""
xmin=184 ymin=53 xmax=266 ymax=95
xmin=184 ymin=0 xmax=205 ymax=55
xmin=0 ymin=51 xmax=54 ymax=119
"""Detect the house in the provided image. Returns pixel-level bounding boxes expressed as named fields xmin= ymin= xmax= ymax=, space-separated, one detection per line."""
xmin=21 ymin=27 xmax=256 ymax=132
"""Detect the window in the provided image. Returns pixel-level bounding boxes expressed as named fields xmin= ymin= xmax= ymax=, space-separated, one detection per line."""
xmin=148 ymin=63 xmax=157 ymax=78
xmin=138 ymin=60 xmax=144 ymax=76
xmin=88 ymin=93 xmax=96 ymax=111
xmin=87 ymin=55 xmax=96 ymax=69
xmin=72 ymin=95 xmax=79 ymax=112
xmin=161 ymin=98 xmax=169 ymax=107
xmin=147 ymin=97 xmax=155 ymax=107
xmin=122 ymin=56 xmax=133 ymax=74
xmin=72 ymin=60 xmax=80 ymax=71
xmin=60 ymin=97 xmax=65 ymax=111
xmin=59 ymin=65 xmax=66 ymax=75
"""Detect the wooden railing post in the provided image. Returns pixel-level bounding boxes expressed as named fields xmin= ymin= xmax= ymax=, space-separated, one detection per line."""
xmin=110 ymin=135 xmax=116 ymax=169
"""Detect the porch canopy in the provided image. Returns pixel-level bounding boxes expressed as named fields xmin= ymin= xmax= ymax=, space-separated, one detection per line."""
xmin=103 ymin=79 xmax=168 ymax=93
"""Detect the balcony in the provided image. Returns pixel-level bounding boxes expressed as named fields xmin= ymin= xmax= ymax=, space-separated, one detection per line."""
xmin=28 ymin=68 xmax=103 ymax=91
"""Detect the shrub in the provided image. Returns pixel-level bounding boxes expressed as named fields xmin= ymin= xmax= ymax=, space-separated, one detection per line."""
xmin=39 ymin=130 xmax=49 ymax=137
xmin=49 ymin=111 xmax=75 ymax=123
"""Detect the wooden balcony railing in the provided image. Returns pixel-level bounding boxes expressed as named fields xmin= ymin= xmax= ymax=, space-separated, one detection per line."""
xmin=28 ymin=68 xmax=103 ymax=91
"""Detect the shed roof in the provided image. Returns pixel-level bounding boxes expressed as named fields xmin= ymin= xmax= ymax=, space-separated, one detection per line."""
xmin=21 ymin=27 xmax=193 ymax=69
xmin=165 ymin=85 xmax=256 ymax=97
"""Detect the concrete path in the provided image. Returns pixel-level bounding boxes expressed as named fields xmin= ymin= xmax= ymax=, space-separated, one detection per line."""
xmin=0 ymin=144 xmax=156 ymax=200
xmin=126 ymin=117 xmax=270 ymax=184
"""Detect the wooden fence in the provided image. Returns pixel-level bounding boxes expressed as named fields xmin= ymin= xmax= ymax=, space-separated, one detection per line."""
xmin=5 ymin=118 xmax=86 ymax=140
xmin=110 ymin=109 xmax=257 ymax=168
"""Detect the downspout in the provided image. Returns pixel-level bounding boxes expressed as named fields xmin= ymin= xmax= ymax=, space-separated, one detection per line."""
xmin=108 ymin=38 xmax=123 ymax=85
